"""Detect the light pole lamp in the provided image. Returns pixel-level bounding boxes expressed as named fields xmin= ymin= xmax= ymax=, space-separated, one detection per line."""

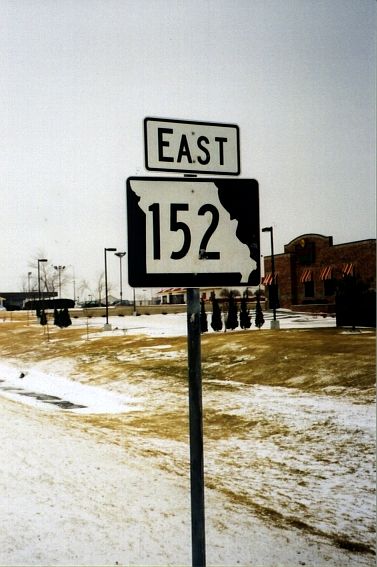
xmin=114 ymin=252 xmax=126 ymax=305
xmin=104 ymin=247 xmax=117 ymax=325
xmin=262 ymin=226 xmax=277 ymax=324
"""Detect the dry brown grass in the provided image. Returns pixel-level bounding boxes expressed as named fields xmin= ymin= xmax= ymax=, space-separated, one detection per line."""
xmin=201 ymin=328 xmax=376 ymax=390
xmin=0 ymin=318 xmax=374 ymax=391
xmin=0 ymin=317 xmax=374 ymax=445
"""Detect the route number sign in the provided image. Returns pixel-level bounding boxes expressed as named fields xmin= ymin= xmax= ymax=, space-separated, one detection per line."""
xmin=127 ymin=177 xmax=260 ymax=287
xmin=144 ymin=118 xmax=240 ymax=175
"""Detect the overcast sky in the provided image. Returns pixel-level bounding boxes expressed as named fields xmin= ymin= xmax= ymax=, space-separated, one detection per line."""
xmin=1 ymin=0 xmax=375 ymax=299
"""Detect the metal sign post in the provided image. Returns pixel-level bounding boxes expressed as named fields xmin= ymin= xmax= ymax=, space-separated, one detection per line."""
xmin=126 ymin=174 xmax=260 ymax=566
xmin=186 ymin=287 xmax=206 ymax=567
xmin=127 ymin=118 xmax=259 ymax=567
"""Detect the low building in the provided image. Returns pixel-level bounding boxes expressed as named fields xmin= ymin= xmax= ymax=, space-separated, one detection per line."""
xmin=0 ymin=291 xmax=57 ymax=310
xmin=156 ymin=288 xmax=187 ymax=305
xmin=156 ymin=286 xmax=262 ymax=305
xmin=263 ymin=234 xmax=376 ymax=314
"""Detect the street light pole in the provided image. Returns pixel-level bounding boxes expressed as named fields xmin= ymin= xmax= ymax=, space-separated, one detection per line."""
xmin=262 ymin=227 xmax=279 ymax=329
xmin=114 ymin=252 xmax=126 ymax=305
xmin=104 ymin=247 xmax=117 ymax=326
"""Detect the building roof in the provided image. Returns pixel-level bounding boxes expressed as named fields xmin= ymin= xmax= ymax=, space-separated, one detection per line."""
xmin=263 ymin=234 xmax=376 ymax=259
xmin=0 ymin=291 xmax=57 ymax=298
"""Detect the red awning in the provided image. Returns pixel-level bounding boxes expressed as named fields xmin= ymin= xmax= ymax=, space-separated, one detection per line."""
xmin=262 ymin=273 xmax=278 ymax=285
xmin=157 ymin=287 xmax=185 ymax=294
xmin=300 ymin=269 xmax=313 ymax=283
xmin=157 ymin=288 xmax=174 ymax=294
xmin=342 ymin=263 xmax=354 ymax=277
xmin=320 ymin=266 xmax=332 ymax=280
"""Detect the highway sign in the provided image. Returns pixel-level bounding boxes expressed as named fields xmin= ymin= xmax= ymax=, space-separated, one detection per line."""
xmin=127 ymin=177 xmax=259 ymax=287
xmin=144 ymin=118 xmax=240 ymax=175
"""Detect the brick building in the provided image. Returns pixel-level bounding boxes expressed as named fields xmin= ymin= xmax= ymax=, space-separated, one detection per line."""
xmin=263 ymin=234 xmax=376 ymax=313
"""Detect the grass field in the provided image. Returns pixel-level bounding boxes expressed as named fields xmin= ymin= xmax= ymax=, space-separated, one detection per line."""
xmin=0 ymin=318 xmax=374 ymax=391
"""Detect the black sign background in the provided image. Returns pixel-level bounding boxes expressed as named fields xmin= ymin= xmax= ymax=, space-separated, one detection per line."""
xmin=126 ymin=177 xmax=260 ymax=288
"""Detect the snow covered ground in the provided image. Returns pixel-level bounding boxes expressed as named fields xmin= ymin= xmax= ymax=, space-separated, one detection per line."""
xmin=86 ymin=308 xmax=338 ymax=337
xmin=0 ymin=310 xmax=375 ymax=566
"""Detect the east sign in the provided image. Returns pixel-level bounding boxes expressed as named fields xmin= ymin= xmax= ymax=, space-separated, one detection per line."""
xmin=144 ymin=118 xmax=240 ymax=175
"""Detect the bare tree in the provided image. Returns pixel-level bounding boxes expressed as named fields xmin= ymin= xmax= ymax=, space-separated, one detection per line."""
xmin=96 ymin=273 xmax=104 ymax=304
xmin=219 ymin=288 xmax=241 ymax=298
xmin=20 ymin=273 xmax=38 ymax=294
xmin=25 ymin=251 xmax=71 ymax=296
xmin=78 ymin=279 xmax=92 ymax=302
xmin=95 ymin=272 xmax=113 ymax=304
xmin=27 ymin=252 xmax=55 ymax=295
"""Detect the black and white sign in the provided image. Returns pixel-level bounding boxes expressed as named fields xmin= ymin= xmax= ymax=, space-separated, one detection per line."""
xmin=144 ymin=118 xmax=240 ymax=175
xmin=127 ymin=177 xmax=259 ymax=287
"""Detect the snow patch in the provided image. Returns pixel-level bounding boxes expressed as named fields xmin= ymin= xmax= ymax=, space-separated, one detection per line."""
xmin=0 ymin=362 xmax=142 ymax=414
